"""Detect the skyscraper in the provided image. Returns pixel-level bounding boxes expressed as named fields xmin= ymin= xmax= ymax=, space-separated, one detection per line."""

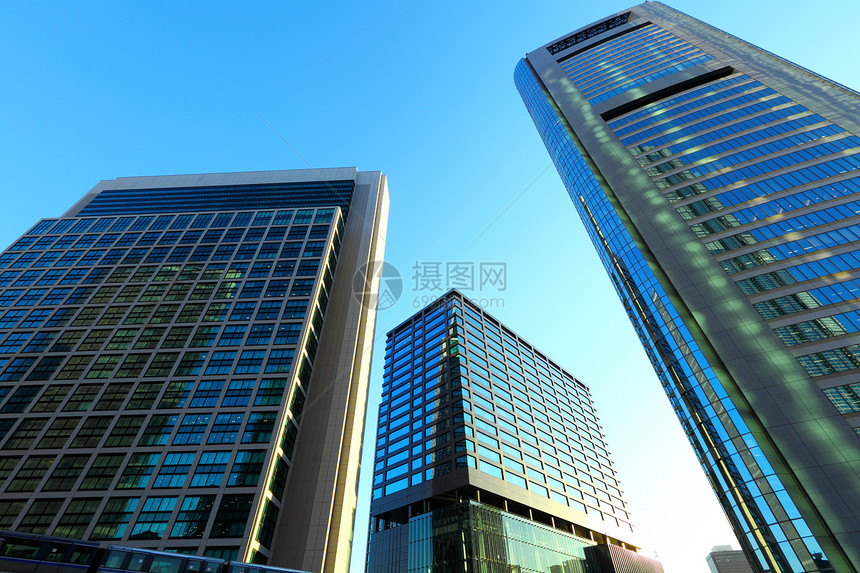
xmin=0 ymin=168 xmax=389 ymax=573
xmin=516 ymin=3 xmax=860 ymax=572
xmin=706 ymin=545 xmax=755 ymax=573
xmin=366 ymin=290 xmax=663 ymax=573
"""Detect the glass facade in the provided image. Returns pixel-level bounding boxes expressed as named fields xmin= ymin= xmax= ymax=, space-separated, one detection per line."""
xmin=517 ymin=4 xmax=860 ymax=572
xmin=367 ymin=291 xmax=663 ymax=573
xmin=0 ymin=169 xmax=389 ymax=573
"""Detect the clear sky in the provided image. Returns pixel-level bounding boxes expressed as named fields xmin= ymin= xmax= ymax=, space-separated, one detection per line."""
xmin=1 ymin=1 xmax=856 ymax=572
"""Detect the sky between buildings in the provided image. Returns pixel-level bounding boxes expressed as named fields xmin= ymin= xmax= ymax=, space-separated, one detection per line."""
xmin=1 ymin=1 xmax=857 ymax=571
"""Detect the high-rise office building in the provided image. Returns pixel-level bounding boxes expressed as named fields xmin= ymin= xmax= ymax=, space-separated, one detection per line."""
xmin=706 ymin=545 xmax=755 ymax=573
xmin=0 ymin=168 xmax=389 ymax=573
xmin=516 ymin=3 xmax=860 ymax=572
xmin=366 ymin=290 xmax=663 ymax=573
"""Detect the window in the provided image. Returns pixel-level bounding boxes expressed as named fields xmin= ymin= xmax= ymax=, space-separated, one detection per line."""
xmin=218 ymin=325 xmax=247 ymax=346
xmin=130 ymin=497 xmax=177 ymax=540
xmin=139 ymin=415 xmax=177 ymax=446
xmin=235 ymin=244 xmax=258 ymax=260
xmin=265 ymin=280 xmax=290 ymax=297
xmin=124 ymin=383 xmax=162 ymax=411
xmin=63 ymin=384 xmax=102 ymax=411
xmin=304 ymin=241 xmax=325 ymax=257
xmin=205 ymin=351 xmax=235 ymax=375
xmin=211 ymin=494 xmax=253 ymax=538
xmin=144 ymin=353 xmax=179 ymax=377
xmin=154 ymin=452 xmax=195 ymax=488
xmin=255 ymin=379 xmax=287 ymax=406
xmin=91 ymin=286 xmax=120 ymax=304
xmin=229 ymin=302 xmax=256 ymax=321
xmin=297 ymin=260 xmax=319 ymax=276
xmin=19 ymin=309 xmax=51 ymax=328
xmin=0 ymin=357 xmax=36 ymax=381
xmin=170 ymin=496 xmax=215 ymax=538
xmin=51 ymin=330 xmax=85 ymax=352
xmin=151 ymin=304 xmax=179 ymax=323
xmin=249 ymin=262 xmax=271 ymax=277
xmin=106 ymin=416 xmax=145 ymax=447
xmin=216 ymin=277 xmax=245 ymax=297
xmin=178 ymin=303 xmax=205 ymax=323
xmin=92 ymin=498 xmax=139 ymax=539
xmin=176 ymin=351 xmax=208 ymax=376
xmin=0 ymin=309 xmax=26 ymax=328
xmin=264 ymin=349 xmax=294 ymax=374
xmin=140 ymin=285 xmax=167 ymax=302
xmin=78 ymin=330 xmax=110 ymax=351
xmin=71 ymin=416 xmax=111 ymax=448
xmin=228 ymin=451 xmax=266 ymax=487
xmin=54 ymin=499 xmax=100 ymax=538
xmin=115 ymin=354 xmax=149 ymax=378
xmin=0 ymin=332 xmax=32 ymax=353
xmin=134 ymin=328 xmax=166 ymax=349
xmin=95 ymin=383 xmax=133 ymax=410
xmin=208 ymin=413 xmax=243 ymax=444
xmin=190 ymin=326 xmax=219 ymax=347
xmin=55 ymin=356 xmax=94 ymax=380
xmin=256 ymin=301 xmax=281 ymax=320
xmin=190 ymin=380 xmax=224 ymax=408
xmin=162 ymin=326 xmax=192 ymax=348
xmin=191 ymin=452 xmax=231 ymax=487
xmin=118 ymin=454 xmax=159 ymax=489
xmin=174 ymin=414 xmax=211 ymax=445
xmin=124 ymin=305 xmax=154 ymax=325
xmin=80 ymin=453 xmax=124 ymax=489
xmin=16 ymin=498 xmax=61 ymax=533
xmin=106 ymin=328 xmax=138 ymax=350
xmin=235 ymin=350 xmax=265 ymax=374
xmin=86 ymin=355 xmax=121 ymax=378
xmin=4 ymin=418 xmax=47 ymax=449
xmin=71 ymin=307 xmax=101 ymax=326
xmin=283 ymin=300 xmax=307 ymax=319
xmin=238 ymin=281 xmax=264 ymax=298
xmin=203 ymin=303 xmax=229 ymax=322
xmin=158 ymin=381 xmax=193 ymax=409
xmin=26 ymin=355 xmax=63 ymax=380
xmin=190 ymin=283 xmax=215 ymax=300
xmin=273 ymin=260 xmax=295 ymax=277
xmin=38 ymin=417 xmax=81 ymax=449
xmin=30 ymin=385 xmax=71 ymax=413
xmin=247 ymin=324 xmax=274 ymax=345
xmin=43 ymin=454 xmax=88 ymax=491
xmin=23 ymin=331 xmax=57 ymax=353
xmin=40 ymin=287 xmax=70 ymax=303
xmin=242 ymin=412 xmax=276 ymax=443
xmin=165 ymin=284 xmax=191 ymax=301
xmin=223 ymin=379 xmax=254 ymax=407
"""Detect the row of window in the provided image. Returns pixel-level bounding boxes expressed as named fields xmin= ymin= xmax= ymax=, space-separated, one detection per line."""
xmin=0 ymin=240 xmax=328 ymax=270
xmin=562 ymin=24 xmax=713 ymax=104
xmin=9 ymin=224 xmax=330 ymax=254
xmin=0 ymin=345 xmax=296 ymax=382
xmin=610 ymin=75 xmax=757 ymax=135
xmin=2 ymin=492 xmax=255 ymax=543
xmin=0 ymin=377 xmax=288 ymax=416
xmin=27 ymin=208 xmax=335 ymax=237
xmin=1 ymin=409 xmax=277 ymax=455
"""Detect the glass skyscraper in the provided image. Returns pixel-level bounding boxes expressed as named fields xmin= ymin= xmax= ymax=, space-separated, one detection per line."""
xmin=366 ymin=290 xmax=663 ymax=573
xmin=0 ymin=168 xmax=389 ymax=573
xmin=516 ymin=3 xmax=860 ymax=572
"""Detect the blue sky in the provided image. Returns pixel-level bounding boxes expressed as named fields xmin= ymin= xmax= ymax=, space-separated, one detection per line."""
xmin=1 ymin=1 xmax=856 ymax=571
